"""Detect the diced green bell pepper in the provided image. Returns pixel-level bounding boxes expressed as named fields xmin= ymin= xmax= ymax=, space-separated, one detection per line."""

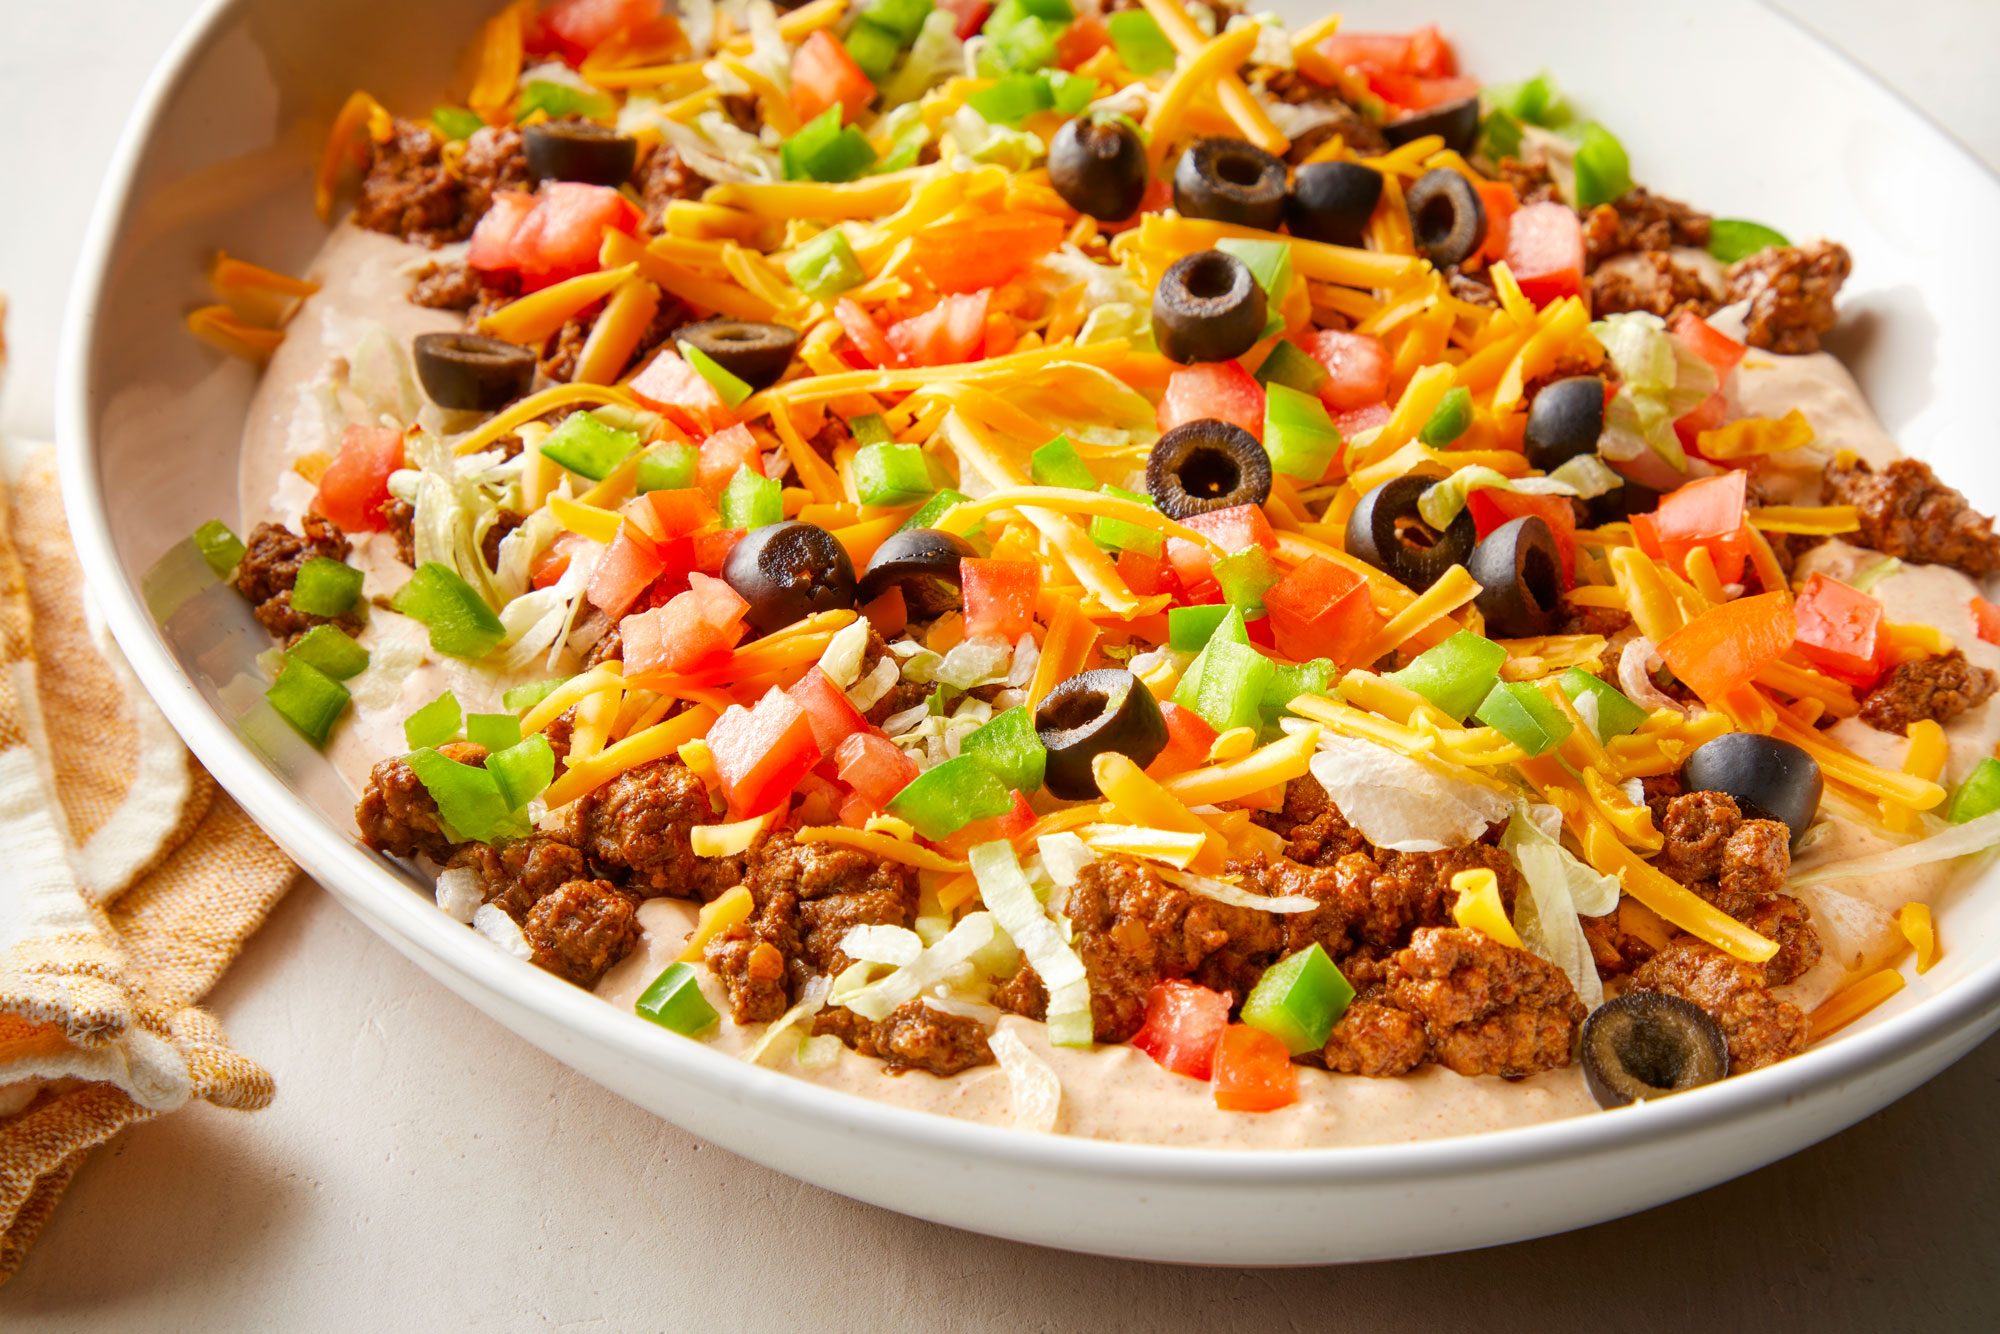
xmin=1474 ymin=681 xmax=1574 ymax=756
xmin=786 ymin=228 xmax=866 ymax=300
xmin=1046 ymin=69 xmax=1098 ymax=116
xmin=962 ymin=706 xmax=1047 ymax=793
xmin=636 ymin=442 xmax=699 ymax=493
xmin=1168 ymin=604 xmax=1234 ymax=652
xmin=516 ymin=80 xmax=615 ymax=121
xmin=1106 ymin=10 xmax=1175 ymax=75
xmin=1212 ymin=545 xmax=1282 ymax=616
xmin=969 ymin=71 xmax=1055 ymax=125
xmin=1191 ymin=639 xmax=1274 ymax=733
xmin=404 ymin=690 xmax=463 ymax=749
xmin=288 ymin=624 xmax=369 ymax=680
xmin=850 ymin=413 xmax=894 ymax=447
xmin=391 ymin=563 xmax=506 ymax=660
xmin=861 ymin=0 xmax=934 ymax=43
xmin=678 ymin=340 xmax=755 ymax=408
xmin=1171 ymin=606 xmax=1252 ymax=712
xmin=1558 ymin=668 xmax=1648 ymax=740
xmin=265 ymin=657 xmax=349 ymax=748
xmin=1090 ymin=486 xmax=1163 ymax=556
xmin=503 ymin=677 xmax=568 ymax=714
xmin=1254 ymin=340 xmax=1331 ymax=396
xmin=1215 ymin=237 xmax=1293 ymax=310
xmin=292 ymin=557 xmax=364 ymax=618
xmin=1572 ymin=121 xmax=1633 ymax=209
xmin=1261 ymin=658 xmax=1333 ymax=715
xmin=1485 ymin=71 xmax=1567 ymax=127
xmin=901 ymin=487 xmax=971 ymax=532
xmin=979 ymin=0 xmax=1068 ymax=73
xmin=1707 ymin=219 xmax=1790 ymax=264
xmin=466 ymin=712 xmax=522 ymax=753
xmin=635 ymin=961 xmax=720 ymax=1036
xmin=782 ymin=107 xmax=878 ymax=183
xmin=431 ymin=106 xmax=485 ymax=140
xmin=1030 ymin=435 xmax=1097 ymax=491
xmin=845 ymin=17 xmax=906 ymax=81
xmin=1241 ymin=943 xmax=1354 ymax=1055
xmin=1948 ymin=756 xmax=2000 ymax=823
xmin=854 ymin=441 xmax=934 ymax=506
xmin=193 ymin=520 xmax=245 ymax=578
xmin=1419 ymin=386 xmax=1473 ymax=447
xmin=721 ymin=465 xmax=783 ymax=529
xmin=407 ymin=746 xmax=528 ymax=844
xmin=1263 ymin=382 xmax=1341 ymax=482
xmin=487 ymin=732 xmax=556 ymax=811
xmin=886 ymin=754 xmax=1014 ymax=840
xmin=542 ymin=410 xmax=641 ymax=481
xmin=1390 ymin=630 xmax=1508 ymax=721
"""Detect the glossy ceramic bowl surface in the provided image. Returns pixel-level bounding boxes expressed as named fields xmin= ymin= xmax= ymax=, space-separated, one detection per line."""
xmin=59 ymin=0 xmax=2000 ymax=1263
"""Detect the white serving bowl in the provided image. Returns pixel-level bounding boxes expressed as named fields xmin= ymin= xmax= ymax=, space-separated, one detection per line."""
xmin=60 ymin=0 xmax=2000 ymax=1263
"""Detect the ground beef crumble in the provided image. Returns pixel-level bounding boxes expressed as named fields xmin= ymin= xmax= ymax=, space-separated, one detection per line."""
xmin=1384 ymin=927 xmax=1584 ymax=1078
xmin=407 ymin=260 xmax=484 ymax=311
xmin=447 ymin=834 xmax=588 ymax=922
xmin=355 ymin=121 xmax=530 ymax=246
xmin=1726 ymin=240 xmax=1851 ymax=354
xmin=1588 ymin=250 xmax=1721 ymax=321
xmin=1581 ymin=188 xmax=1712 ymax=267
xmin=1321 ymin=999 xmax=1428 ymax=1077
xmin=577 ymin=758 xmax=740 ymax=900
xmin=1822 ymin=456 xmax=2000 ymax=578
xmin=523 ymin=878 xmax=640 ymax=989
xmin=1631 ymin=938 xmax=1807 ymax=1071
xmin=354 ymin=742 xmax=488 ymax=862
xmin=813 ymin=1001 xmax=995 ymax=1077
xmin=233 ymin=515 xmax=362 ymax=644
xmin=1858 ymin=650 xmax=1997 ymax=733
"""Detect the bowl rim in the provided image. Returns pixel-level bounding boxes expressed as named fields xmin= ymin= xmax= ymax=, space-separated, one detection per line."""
xmin=55 ymin=0 xmax=2000 ymax=1182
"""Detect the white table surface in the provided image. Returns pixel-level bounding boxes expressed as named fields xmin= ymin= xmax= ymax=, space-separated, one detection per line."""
xmin=6 ymin=2 xmax=2000 ymax=1327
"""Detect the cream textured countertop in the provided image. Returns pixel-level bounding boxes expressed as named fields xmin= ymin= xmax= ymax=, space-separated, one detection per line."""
xmin=5 ymin=2 xmax=1999 ymax=1327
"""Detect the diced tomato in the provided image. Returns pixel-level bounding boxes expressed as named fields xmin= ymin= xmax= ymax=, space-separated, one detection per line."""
xmin=1157 ymin=361 xmax=1266 ymax=439
xmin=697 ymin=424 xmax=764 ymax=498
xmin=467 ymin=191 xmax=537 ymax=272
xmin=911 ymin=215 xmax=1064 ymax=295
xmin=1318 ymin=32 xmax=1418 ymax=73
xmin=788 ymin=667 xmax=869 ymax=756
xmin=1333 ymin=402 xmax=1392 ymax=438
xmin=1974 ymin=597 xmax=2000 ymax=648
xmin=1166 ymin=504 xmax=1279 ymax=598
xmin=1474 ymin=181 xmax=1517 ymax=266
xmin=1503 ymin=201 xmax=1585 ymax=307
xmin=1793 ymin=574 xmax=1884 ymax=686
xmin=1263 ymin=557 xmax=1382 ymax=665
xmin=1244 ymin=615 xmax=1275 ymax=649
xmin=887 ymin=291 xmax=991 ymax=367
xmin=619 ymin=570 xmax=748 ymax=676
xmin=708 ymin=687 xmax=822 ymax=817
xmin=1303 ymin=330 xmax=1392 ymax=412
xmin=835 ymin=298 xmax=899 ymax=369
xmin=629 ymin=487 xmax=718 ymax=541
xmin=531 ymin=0 xmax=662 ymax=63
xmin=1671 ymin=310 xmax=1748 ymax=381
xmin=961 ymin=558 xmax=1040 ymax=638
xmin=1056 ymin=15 xmax=1110 ymax=69
xmin=1655 ymin=591 xmax=1796 ymax=705
xmin=1405 ymin=23 xmax=1457 ymax=77
xmin=629 ymin=347 xmax=733 ymax=431
xmin=1130 ymin=981 xmax=1232 ymax=1080
xmin=313 ymin=424 xmax=403 ymax=532
xmin=938 ymin=0 xmax=991 ymax=40
xmin=834 ymin=731 xmax=919 ymax=810
xmin=1673 ymin=391 xmax=1730 ymax=455
xmin=500 ymin=183 xmax=640 ymax=290
xmin=586 ymin=524 xmax=666 ymax=619
xmin=1147 ymin=703 xmax=1219 ymax=778
xmin=1369 ymin=72 xmax=1479 ymax=112
xmin=1211 ymin=1023 xmax=1299 ymax=1112
xmin=1467 ymin=490 xmax=1576 ymax=586
xmin=1654 ymin=471 xmax=1750 ymax=582
xmin=531 ymin=534 xmax=583 ymax=590
xmin=1117 ymin=548 xmax=1177 ymax=599
xmin=982 ymin=313 xmax=1018 ymax=359
xmin=791 ymin=30 xmax=874 ymax=125
xmin=692 ymin=527 xmax=744 ymax=575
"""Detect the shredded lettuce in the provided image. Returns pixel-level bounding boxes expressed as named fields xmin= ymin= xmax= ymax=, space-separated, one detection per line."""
xmin=1502 ymin=808 xmax=1613 ymax=1010
xmin=881 ymin=11 xmax=965 ymax=107
xmin=1417 ymin=457 xmax=1621 ymax=529
xmin=744 ymin=975 xmax=831 ymax=1064
xmin=1224 ymin=12 xmax=1294 ymax=69
xmin=1789 ymin=808 xmax=2000 ymax=888
xmin=835 ymin=911 xmax=998 ymax=1021
xmin=1304 ymin=733 xmax=1516 ymax=852
xmin=971 ymin=841 xmax=1093 ymax=1047
xmin=947 ymin=106 xmax=1042 ymax=170
xmin=988 ymin=1026 xmax=1062 ymax=1133
xmin=1591 ymin=312 xmax=1719 ymax=474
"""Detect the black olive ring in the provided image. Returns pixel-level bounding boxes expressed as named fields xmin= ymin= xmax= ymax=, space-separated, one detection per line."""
xmin=721 ymin=521 xmax=857 ymax=634
xmin=1344 ymin=476 xmax=1477 ymax=592
xmin=1035 ymin=668 xmax=1169 ymax=799
xmin=412 ymin=332 xmax=538 ymax=412
xmin=858 ymin=528 xmax=977 ymax=620
xmin=1468 ymin=515 xmax=1564 ymax=639
xmin=1146 ymin=419 xmax=1273 ymax=520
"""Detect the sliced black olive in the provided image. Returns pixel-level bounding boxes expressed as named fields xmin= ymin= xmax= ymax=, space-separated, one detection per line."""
xmin=1035 ymin=668 xmax=1169 ymax=799
xmin=523 ymin=120 xmax=640 ymax=186
xmin=1047 ymin=114 xmax=1149 ymax=222
xmin=1345 ymin=476 xmax=1476 ymax=592
xmin=1381 ymin=97 xmax=1482 ymax=156
xmin=1152 ymin=250 xmax=1267 ymax=366
xmin=1172 ymin=137 xmax=1288 ymax=231
xmin=1581 ymin=992 xmax=1730 ymax=1109
xmin=857 ymin=527 xmax=976 ymax=619
xmin=721 ymin=521 xmax=857 ymax=634
xmin=412 ymin=332 xmax=537 ymax=411
xmin=1585 ymin=480 xmax=1659 ymax=527
xmin=1524 ymin=376 xmax=1608 ymax=473
xmin=1468 ymin=516 xmax=1562 ymax=638
xmin=1405 ymin=168 xmax=1487 ymax=268
xmin=1285 ymin=161 xmax=1384 ymax=247
xmin=676 ymin=319 xmax=800 ymax=391
xmin=1680 ymin=733 xmax=1824 ymax=845
xmin=1145 ymin=419 xmax=1272 ymax=520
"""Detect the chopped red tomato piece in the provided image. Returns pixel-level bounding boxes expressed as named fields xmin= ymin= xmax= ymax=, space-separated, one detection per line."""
xmin=1671 ymin=310 xmax=1748 ymax=381
xmin=961 ymin=558 xmax=1040 ymax=638
xmin=1673 ymin=391 xmax=1730 ymax=455
xmin=697 ymin=424 xmax=764 ymax=498
xmin=1264 ymin=556 xmax=1382 ymax=665
xmin=1474 ymin=181 xmax=1517 ymax=265
xmin=939 ymin=0 xmax=991 ymax=40
xmin=628 ymin=487 xmax=718 ymax=541
xmin=1318 ymin=32 xmax=1418 ymax=73
xmin=1332 ymin=402 xmax=1392 ymax=438
xmin=887 ymin=291 xmax=991 ymax=367
xmin=791 ymin=29 xmax=875 ymax=125
xmin=587 ymin=524 xmax=667 ymax=619
xmin=476 ymin=183 xmax=640 ymax=289
xmin=1370 ymin=72 xmax=1479 ymax=112
xmin=1056 ymin=15 xmax=1110 ymax=69
xmin=1116 ymin=548 xmax=1177 ymax=599
xmin=530 ymin=534 xmax=583 ymax=589
xmin=911 ymin=215 xmax=1064 ymax=295
xmin=1503 ymin=201 xmax=1584 ymax=307
xmin=1653 ymin=470 xmax=1750 ymax=582
xmin=628 ymin=347 xmax=733 ymax=431
xmin=1974 ymin=597 xmax=2000 ymax=647
xmin=1131 ymin=980 xmax=1232 ymax=1080
xmin=530 ymin=0 xmax=662 ymax=62
xmin=835 ymin=297 xmax=899 ymax=369
xmin=1303 ymin=329 xmax=1392 ymax=412
xmin=1147 ymin=703 xmax=1219 ymax=778
xmin=834 ymin=731 xmax=919 ymax=810
xmin=1468 ymin=490 xmax=1576 ymax=586
xmin=1655 ymin=591 xmax=1796 ymax=705
xmin=1166 ymin=504 xmax=1279 ymax=599
xmin=1211 ymin=1023 xmax=1299 ymax=1112
xmin=707 ymin=687 xmax=822 ymax=817
xmin=467 ymin=191 xmax=537 ymax=272
xmin=788 ymin=666 xmax=869 ymax=756
xmin=313 ymin=424 xmax=403 ymax=532
xmin=1158 ymin=361 xmax=1266 ymax=439
xmin=619 ymin=571 xmax=749 ymax=679
xmin=1793 ymin=574 xmax=1884 ymax=686
xmin=692 ymin=527 xmax=744 ymax=574
xmin=1405 ymin=23 xmax=1458 ymax=77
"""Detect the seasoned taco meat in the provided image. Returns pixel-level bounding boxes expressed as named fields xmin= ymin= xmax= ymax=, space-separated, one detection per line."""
xmin=523 ymin=878 xmax=640 ymax=989
xmin=354 ymin=742 xmax=488 ymax=861
xmin=1823 ymin=455 xmax=2000 ymax=578
xmin=1384 ymin=927 xmax=1585 ymax=1078
xmin=1858 ymin=650 xmax=1996 ymax=733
